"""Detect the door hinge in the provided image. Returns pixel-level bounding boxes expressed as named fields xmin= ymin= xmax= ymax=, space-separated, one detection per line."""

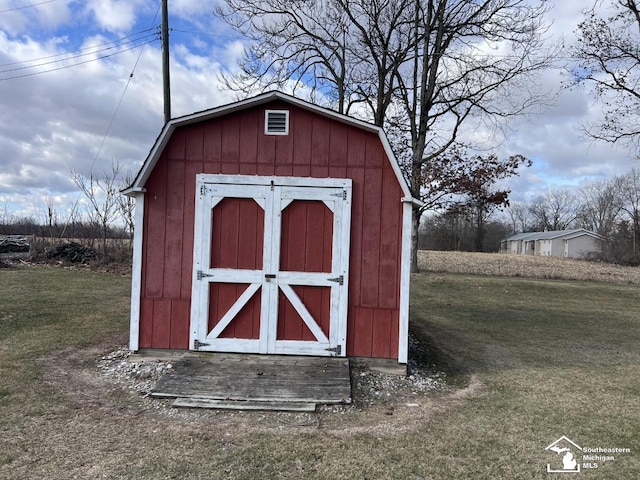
xmin=200 ymin=185 xmax=207 ymax=196
xmin=197 ymin=270 xmax=214 ymax=280
xmin=328 ymin=274 xmax=344 ymax=285
xmin=325 ymin=345 xmax=342 ymax=355
xmin=194 ymin=339 xmax=210 ymax=350
xmin=331 ymin=190 xmax=347 ymax=200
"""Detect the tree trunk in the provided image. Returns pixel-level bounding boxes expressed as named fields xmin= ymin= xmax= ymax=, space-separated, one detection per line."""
xmin=475 ymin=207 xmax=486 ymax=252
xmin=411 ymin=206 xmax=421 ymax=273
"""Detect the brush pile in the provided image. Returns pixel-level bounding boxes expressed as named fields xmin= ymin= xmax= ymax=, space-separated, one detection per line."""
xmin=0 ymin=235 xmax=30 ymax=254
xmin=46 ymin=241 xmax=100 ymax=263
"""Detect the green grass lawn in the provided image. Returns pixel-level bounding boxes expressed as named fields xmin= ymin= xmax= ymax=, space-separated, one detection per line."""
xmin=0 ymin=266 xmax=638 ymax=479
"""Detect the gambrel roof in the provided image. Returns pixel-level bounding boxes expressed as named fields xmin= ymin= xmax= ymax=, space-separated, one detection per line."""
xmin=123 ymin=90 xmax=417 ymax=203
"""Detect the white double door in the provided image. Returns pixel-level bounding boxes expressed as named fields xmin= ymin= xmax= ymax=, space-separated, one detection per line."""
xmin=190 ymin=175 xmax=351 ymax=356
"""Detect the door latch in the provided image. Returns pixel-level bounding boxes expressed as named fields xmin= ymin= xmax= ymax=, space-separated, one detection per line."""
xmin=265 ymin=274 xmax=276 ymax=282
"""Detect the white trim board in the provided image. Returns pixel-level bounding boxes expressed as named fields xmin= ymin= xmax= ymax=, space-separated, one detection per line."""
xmin=129 ymin=192 xmax=145 ymax=351
xmin=397 ymin=199 xmax=413 ymax=363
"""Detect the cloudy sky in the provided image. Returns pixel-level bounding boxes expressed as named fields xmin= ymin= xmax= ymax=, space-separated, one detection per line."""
xmin=0 ymin=0 xmax=637 ymax=224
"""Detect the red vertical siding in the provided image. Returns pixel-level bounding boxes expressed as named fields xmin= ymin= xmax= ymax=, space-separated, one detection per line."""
xmin=310 ymin=116 xmax=330 ymax=166
xmin=203 ymin=120 xmax=221 ymax=166
xmin=167 ymin=129 xmax=186 ymax=160
xmin=329 ymin=122 xmax=348 ymax=167
xmin=143 ymin=157 xmax=167 ymax=299
xmin=221 ymin=114 xmax=240 ymax=163
xmin=372 ymin=309 xmax=393 ymax=358
xmin=185 ymin=125 xmax=204 ymax=161
xmin=293 ymin=109 xmax=313 ymax=166
xmin=209 ymin=197 xmax=264 ymax=269
xmin=280 ymin=201 xmax=332 ymax=273
xmin=139 ymin=101 xmax=404 ymax=358
xmin=379 ymin=166 xmax=402 ymax=309
xmin=163 ymin=160 xmax=185 ymax=299
xmin=170 ymin=300 xmax=190 ymax=349
xmin=180 ymin=162 xmax=201 ymax=298
xmin=360 ymin=166 xmax=383 ymax=306
xmin=239 ymin=109 xmax=259 ymax=163
xmin=151 ymin=299 xmax=171 ymax=349
xmin=139 ymin=298 xmax=154 ymax=348
xmin=353 ymin=307 xmax=374 ymax=356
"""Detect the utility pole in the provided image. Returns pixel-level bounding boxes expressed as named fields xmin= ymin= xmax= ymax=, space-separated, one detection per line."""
xmin=161 ymin=0 xmax=171 ymax=124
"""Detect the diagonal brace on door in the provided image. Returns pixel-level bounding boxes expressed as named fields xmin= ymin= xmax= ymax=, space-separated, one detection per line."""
xmin=279 ymin=284 xmax=329 ymax=344
xmin=207 ymin=283 xmax=261 ymax=339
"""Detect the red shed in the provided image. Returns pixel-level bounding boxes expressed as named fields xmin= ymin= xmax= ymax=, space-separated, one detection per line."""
xmin=124 ymin=91 xmax=417 ymax=363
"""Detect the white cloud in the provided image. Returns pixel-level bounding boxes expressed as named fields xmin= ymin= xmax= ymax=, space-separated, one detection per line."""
xmin=85 ymin=0 xmax=149 ymax=33
xmin=0 ymin=0 xmax=75 ymax=35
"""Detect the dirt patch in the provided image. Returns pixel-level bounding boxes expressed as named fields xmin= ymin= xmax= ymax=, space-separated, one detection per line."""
xmin=38 ymin=335 xmax=477 ymax=439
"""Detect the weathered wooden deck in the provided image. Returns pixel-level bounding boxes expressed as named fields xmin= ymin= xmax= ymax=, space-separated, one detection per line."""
xmin=149 ymin=353 xmax=352 ymax=412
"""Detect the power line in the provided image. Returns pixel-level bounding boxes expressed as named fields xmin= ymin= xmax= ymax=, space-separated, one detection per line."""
xmin=0 ymin=28 xmax=158 ymax=68
xmin=0 ymin=32 xmax=158 ymax=75
xmin=0 ymin=0 xmax=58 ymax=14
xmin=170 ymin=28 xmax=239 ymax=40
xmin=0 ymin=39 xmax=156 ymax=81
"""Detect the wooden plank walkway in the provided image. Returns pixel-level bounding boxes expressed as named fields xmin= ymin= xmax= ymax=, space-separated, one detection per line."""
xmin=150 ymin=353 xmax=352 ymax=411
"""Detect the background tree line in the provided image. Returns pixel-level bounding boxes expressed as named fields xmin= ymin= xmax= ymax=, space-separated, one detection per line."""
xmin=420 ymin=168 xmax=640 ymax=266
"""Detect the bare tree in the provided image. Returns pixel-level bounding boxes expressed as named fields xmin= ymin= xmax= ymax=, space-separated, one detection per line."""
xmin=529 ymin=189 xmax=579 ymax=231
xmin=117 ymin=169 xmax=136 ymax=240
xmin=617 ymin=168 xmax=640 ymax=259
xmin=442 ymin=152 xmax=531 ymax=251
xmin=571 ymin=0 xmax=640 ymax=151
xmin=575 ymin=177 xmax=623 ymax=236
xmin=44 ymin=195 xmax=59 ymax=239
xmin=399 ymin=0 xmax=555 ymax=269
xmin=71 ymin=161 xmax=123 ymax=255
xmin=217 ymin=0 xmax=416 ymax=124
xmin=219 ymin=0 xmax=556 ymax=271
xmin=505 ymin=201 xmax=533 ymax=233
xmin=0 ymin=203 xmax=16 ymax=235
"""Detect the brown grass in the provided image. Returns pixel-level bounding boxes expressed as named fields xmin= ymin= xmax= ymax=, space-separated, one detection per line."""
xmin=2 ymin=266 xmax=639 ymax=478
xmin=419 ymin=250 xmax=640 ymax=285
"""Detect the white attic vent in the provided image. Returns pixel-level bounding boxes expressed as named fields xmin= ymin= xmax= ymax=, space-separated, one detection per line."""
xmin=265 ymin=110 xmax=289 ymax=135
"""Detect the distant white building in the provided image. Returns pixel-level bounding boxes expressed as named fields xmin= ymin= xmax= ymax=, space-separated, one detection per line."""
xmin=500 ymin=229 xmax=603 ymax=259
